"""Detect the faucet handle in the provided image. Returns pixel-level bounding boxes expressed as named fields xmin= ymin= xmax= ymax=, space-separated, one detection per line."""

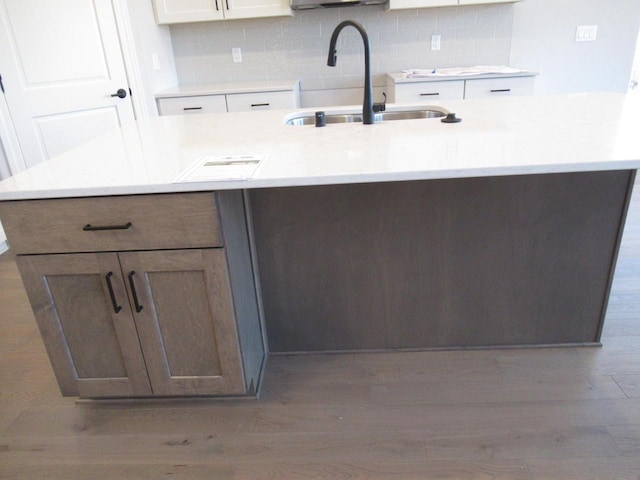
xmin=373 ymin=92 xmax=387 ymax=113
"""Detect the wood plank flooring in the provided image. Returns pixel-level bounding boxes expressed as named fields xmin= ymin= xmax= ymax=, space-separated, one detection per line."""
xmin=2 ymin=190 xmax=640 ymax=478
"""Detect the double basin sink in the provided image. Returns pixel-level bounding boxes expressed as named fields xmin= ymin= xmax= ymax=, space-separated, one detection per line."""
xmin=284 ymin=106 xmax=450 ymax=126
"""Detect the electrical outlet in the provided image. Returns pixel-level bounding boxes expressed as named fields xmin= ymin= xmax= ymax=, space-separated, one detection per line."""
xmin=232 ymin=47 xmax=242 ymax=63
xmin=431 ymin=35 xmax=441 ymax=51
xmin=575 ymin=25 xmax=598 ymax=42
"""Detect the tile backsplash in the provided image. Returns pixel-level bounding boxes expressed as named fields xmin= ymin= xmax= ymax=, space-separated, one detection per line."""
xmin=170 ymin=4 xmax=514 ymax=92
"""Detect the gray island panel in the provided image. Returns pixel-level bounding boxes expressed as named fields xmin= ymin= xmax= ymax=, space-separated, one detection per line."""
xmin=250 ymin=170 xmax=634 ymax=352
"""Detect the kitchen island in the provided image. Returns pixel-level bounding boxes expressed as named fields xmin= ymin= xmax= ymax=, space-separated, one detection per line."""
xmin=1 ymin=92 xmax=639 ymax=398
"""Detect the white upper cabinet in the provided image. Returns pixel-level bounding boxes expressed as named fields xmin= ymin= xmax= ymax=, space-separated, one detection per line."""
xmin=387 ymin=0 xmax=456 ymax=10
xmin=153 ymin=0 xmax=223 ymax=23
xmin=152 ymin=0 xmax=291 ymax=24
xmin=459 ymin=0 xmax=522 ymax=4
xmin=224 ymin=0 xmax=291 ymax=20
xmin=387 ymin=0 xmax=522 ymax=10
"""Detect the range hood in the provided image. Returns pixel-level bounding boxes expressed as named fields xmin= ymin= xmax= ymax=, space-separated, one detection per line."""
xmin=290 ymin=0 xmax=387 ymax=10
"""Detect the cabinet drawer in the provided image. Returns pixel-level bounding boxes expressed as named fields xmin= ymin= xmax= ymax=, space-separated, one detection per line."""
xmin=464 ymin=76 xmax=535 ymax=100
xmin=0 ymin=193 xmax=222 ymax=254
xmin=225 ymin=91 xmax=297 ymax=112
xmin=157 ymin=95 xmax=227 ymax=116
xmin=392 ymin=80 xmax=465 ymax=103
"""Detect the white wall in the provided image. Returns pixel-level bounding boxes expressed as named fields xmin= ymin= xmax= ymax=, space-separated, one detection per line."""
xmin=169 ymin=1 xmax=640 ymax=99
xmin=510 ymin=0 xmax=640 ymax=94
xmin=0 ymin=138 xmax=10 ymax=181
xmin=170 ymin=4 xmax=515 ymax=104
xmin=124 ymin=0 xmax=177 ymax=115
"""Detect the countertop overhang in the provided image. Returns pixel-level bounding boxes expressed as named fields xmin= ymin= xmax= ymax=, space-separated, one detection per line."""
xmin=1 ymin=92 xmax=640 ymax=200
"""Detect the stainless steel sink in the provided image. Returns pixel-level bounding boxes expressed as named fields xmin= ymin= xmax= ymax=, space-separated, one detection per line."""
xmin=378 ymin=109 xmax=446 ymax=121
xmin=285 ymin=107 xmax=448 ymax=126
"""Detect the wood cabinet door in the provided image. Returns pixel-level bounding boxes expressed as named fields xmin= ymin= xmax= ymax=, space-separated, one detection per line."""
xmin=16 ymin=253 xmax=152 ymax=398
xmin=119 ymin=249 xmax=246 ymax=396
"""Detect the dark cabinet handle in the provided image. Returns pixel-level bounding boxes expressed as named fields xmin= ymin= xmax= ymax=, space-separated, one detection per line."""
xmin=83 ymin=222 xmax=132 ymax=231
xmin=214 ymin=0 xmax=219 ymax=10
xmin=183 ymin=107 xmax=203 ymax=111
xmin=226 ymin=0 xmax=229 ymax=9
xmin=105 ymin=272 xmax=122 ymax=314
xmin=251 ymin=103 xmax=270 ymax=108
xmin=490 ymin=89 xmax=511 ymax=93
xmin=128 ymin=271 xmax=143 ymax=313
xmin=420 ymin=92 xmax=440 ymax=96
xmin=111 ymin=89 xmax=128 ymax=99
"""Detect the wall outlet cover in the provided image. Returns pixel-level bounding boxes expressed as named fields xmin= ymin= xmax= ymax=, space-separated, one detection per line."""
xmin=575 ymin=25 xmax=598 ymax=42
xmin=431 ymin=35 xmax=441 ymax=51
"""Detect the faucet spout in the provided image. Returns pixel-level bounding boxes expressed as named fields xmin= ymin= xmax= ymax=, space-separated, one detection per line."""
xmin=327 ymin=20 xmax=374 ymax=125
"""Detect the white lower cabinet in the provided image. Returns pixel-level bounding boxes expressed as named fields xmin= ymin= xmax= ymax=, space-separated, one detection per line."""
xmin=388 ymin=74 xmax=536 ymax=103
xmin=386 ymin=80 xmax=465 ymax=103
xmin=156 ymin=84 xmax=300 ymax=116
xmin=226 ymin=91 xmax=298 ymax=112
xmin=463 ymin=76 xmax=535 ymax=100
xmin=157 ymin=94 xmax=228 ymax=116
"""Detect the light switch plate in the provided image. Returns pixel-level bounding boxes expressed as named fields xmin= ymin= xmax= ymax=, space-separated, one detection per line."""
xmin=431 ymin=35 xmax=441 ymax=51
xmin=575 ymin=25 xmax=598 ymax=42
xmin=232 ymin=47 xmax=242 ymax=63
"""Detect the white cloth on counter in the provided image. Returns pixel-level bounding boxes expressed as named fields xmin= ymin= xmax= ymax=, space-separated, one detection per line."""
xmin=401 ymin=65 xmax=528 ymax=78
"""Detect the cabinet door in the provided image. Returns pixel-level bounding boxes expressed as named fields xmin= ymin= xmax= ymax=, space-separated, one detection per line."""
xmin=156 ymin=95 xmax=228 ymax=116
xmin=386 ymin=0 xmax=456 ymax=10
xmin=459 ymin=0 xmax=522 ymax=4
xmin=392 ymin=80 xmax=465 ymax=103
xmin=224 ymin=0 xmax=291 ymax=20
xmin=16 ymin=253 xmax=152 ymax=398
xmin=153 ymin=0 xmax=224 ymax=24
xmin=225 ymin=91 xmax=297 ymax=112
xmin=464 ymin=76 xmax=535 ymax=100
xmin=119 ymin=249 xmax=246 ymax=396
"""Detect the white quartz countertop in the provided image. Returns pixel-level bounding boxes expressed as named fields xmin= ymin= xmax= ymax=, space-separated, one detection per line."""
xmin=1 ymin=92 xmax=640 ymax=200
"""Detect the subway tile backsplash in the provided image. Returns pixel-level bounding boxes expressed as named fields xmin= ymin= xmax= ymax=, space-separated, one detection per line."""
xmin=170 ymin=4 xmax=514 ymax=92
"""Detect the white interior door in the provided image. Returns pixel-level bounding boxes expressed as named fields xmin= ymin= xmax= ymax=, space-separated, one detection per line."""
xmin=0 ymin=0 xmax=135 ymax=169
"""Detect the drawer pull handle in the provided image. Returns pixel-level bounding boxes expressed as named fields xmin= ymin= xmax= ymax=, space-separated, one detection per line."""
xmin=420 ymin=93 xmax=439 ymax=96
xmin=83 ymin=222 xmax=132 ymax=231
xmin=251 ymin=103 xmax=270 ymax=107
xmin=490 ymin=89 xmax=511 ymax=93
xmin=105 ymin=272 xmax=122 ymax=314
xmin=214 ymin=0 xmax=219 ymax=10
xmin=183 ymin=107 xmax=203 ymax=111
xmin=128 ymin=271 xmax=144 ymax=313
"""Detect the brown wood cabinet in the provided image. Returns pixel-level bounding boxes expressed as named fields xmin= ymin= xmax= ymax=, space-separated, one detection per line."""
xmin=0 ymin=191 xmax=264 ymax=399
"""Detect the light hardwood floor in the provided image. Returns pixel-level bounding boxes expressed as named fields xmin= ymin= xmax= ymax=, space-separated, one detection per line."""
xmin=1 ymin=193 xmax=640 ymax=479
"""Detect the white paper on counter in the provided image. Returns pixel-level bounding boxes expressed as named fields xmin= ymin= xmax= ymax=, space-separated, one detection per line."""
xmin=174 ymin=154 xmax=265 ymax=183
xmin=401 ymin=65 xmax=528 ymax=78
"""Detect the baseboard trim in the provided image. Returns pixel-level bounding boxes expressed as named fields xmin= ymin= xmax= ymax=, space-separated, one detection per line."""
xmin=268 ymin=342 xmax=604 ymax=356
